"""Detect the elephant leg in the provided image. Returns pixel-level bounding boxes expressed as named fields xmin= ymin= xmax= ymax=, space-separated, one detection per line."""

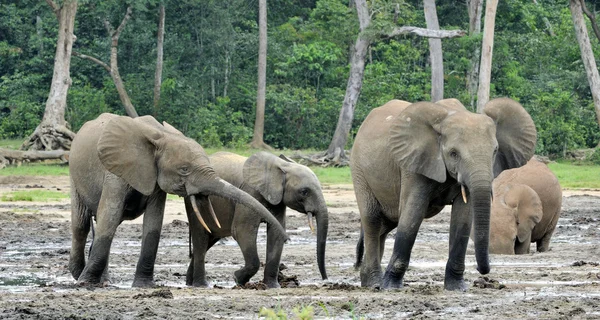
xmin=536 ymin=233 xmax=552 ymax=253
xmin=382 ymin=176 xmax=430 ymax=289
xmin=68 ymin=188 xmax=92 ymax=280
xmin=232 ymin=213 xmax=261 ymax=285
xmin=264 ymin=212 xmax=286 ymax=288
xmin=132 ymin=192 xmax=167 ymax=288
xmin=356 ymin=184 xmax=386 ymax=287
xmin=77 ymin=176 xmax=128 ymax=285
xmin=185 ymin=200 xmax=214 ymax=287
xmin=379 ymin=228 xmax=393 ymax=263
xmin=444 ymin=195 xmax=471 ymax=291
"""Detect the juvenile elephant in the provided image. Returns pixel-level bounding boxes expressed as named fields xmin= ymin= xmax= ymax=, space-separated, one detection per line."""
xmin=68 ymin=114 xmax=287 ymax=287
xmin=185 ymin=151 xmax=328 ymax=288
xmin=351 ymin=98 xmax=536 ymax=291
xmin=487 ymin=158 xmax=562 ymax=254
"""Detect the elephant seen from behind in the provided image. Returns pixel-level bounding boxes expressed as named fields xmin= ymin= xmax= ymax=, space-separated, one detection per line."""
xmin=351 ymin=98 xmax=537 ymax=291
xmin=186 ymin=151 xmax=328 ymax=288
xmin=68 ymin=114 xmax=288 ymax=287
xmin=486 ymin=158 xmax=562 ymax=254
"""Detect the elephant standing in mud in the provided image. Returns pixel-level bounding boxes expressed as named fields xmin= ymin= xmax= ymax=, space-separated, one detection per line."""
xmin=486 ymin=158 xmax=562 ymax=254
xmin=68 ymin=114 xmax=287 ymax=287
xmin=185 ymin=151 xmax=328 ymax=288
xmin=351 ymin=98 xmax=537 ymax=290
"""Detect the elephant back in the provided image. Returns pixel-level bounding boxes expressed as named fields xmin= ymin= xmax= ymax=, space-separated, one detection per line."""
xmin=209 ymin=152 xmax=247 ymax=188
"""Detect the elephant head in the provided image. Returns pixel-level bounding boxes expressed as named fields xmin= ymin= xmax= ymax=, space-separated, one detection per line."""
xmin=389 ymin=98 xmax=536 ymax=274
xmin=489 ymin=183 xmax=543 ymax=254
xmin=243 ymin=151 xmax=329 ymax=280
xmin=96 ymin=115 xmax=287 ymax=240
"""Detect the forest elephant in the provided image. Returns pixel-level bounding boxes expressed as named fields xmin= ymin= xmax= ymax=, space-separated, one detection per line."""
xmin=486 ymin=158 xmax=562 ymax=254
xmin=351 ymin=98 xmax=537 ymax=291
xmin=68 ymin=114 xmax=287 ymax=287
xmin=185 ymin=151 xmax=328 ymax=288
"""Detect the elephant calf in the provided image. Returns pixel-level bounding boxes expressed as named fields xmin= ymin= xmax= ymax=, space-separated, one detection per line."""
xmin=486 ymin=158 xmax=562 ymax=254
xmin=186 ymin=151 xmax=328 ymax=288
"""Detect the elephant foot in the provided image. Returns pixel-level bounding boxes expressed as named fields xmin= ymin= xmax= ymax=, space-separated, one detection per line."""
xmin=444 ymin=277 xmax=468 ymax=291
xmin=76 ymin=275 xmax=110 ymax=287
xmin=359 ymin=269 xmax=382 ymax=288
xmin=132 ymin=277 xmax=155 ymax=288
xmin=381 ymin=274 xmax=403 ymax=290
xmin=263 ymin=278 xmax=281 ymax=289
xmin=189 ymin=279 xmax=210 ymax=288
xmin=69 ymin=264 xmax=84 ymax=281
xmin=234 ymin=268 xmax=257 ymax=286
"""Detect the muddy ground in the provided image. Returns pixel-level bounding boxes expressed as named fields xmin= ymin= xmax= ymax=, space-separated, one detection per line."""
xmin=0 ymin=175 xmax=599 ymax=319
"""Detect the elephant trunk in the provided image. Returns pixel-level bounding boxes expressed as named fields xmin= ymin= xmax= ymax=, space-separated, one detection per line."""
xmin=468 ymin=173 xmax=492 ymax=275
xmin=201 ymin=178 xmax=289 ymax=242
xmin=315 ymin=207 xmax=329 ymax=280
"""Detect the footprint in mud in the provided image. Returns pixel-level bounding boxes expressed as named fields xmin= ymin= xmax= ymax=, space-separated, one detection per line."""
xmin=473 ymin=276 xmax=506 ymax=289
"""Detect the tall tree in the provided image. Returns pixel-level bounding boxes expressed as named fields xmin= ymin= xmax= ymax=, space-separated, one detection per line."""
xmin=21 ymin=0 xmax=78 ymax=151
xmin=466 ymin=0 xmax=483 ymax=110
xmin=250 ymin=0 xmax=271 ymax=149
xmin=578 ymin=0 xmax=600 ymax=42
xmin=74 ymin=6 xmax=138 ymax=118
xmin=476 ymin=0 xmax=498 ymax=113
xmin=153 ymin=4 xmax=165 ymax=116
xmin=570 ymin=0 xmax=600 ymax=129
xmin=424 ymin=0 xmax=443 ymax=102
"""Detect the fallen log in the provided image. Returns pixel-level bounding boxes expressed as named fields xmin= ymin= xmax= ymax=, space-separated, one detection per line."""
xmin=0 ymin=148 xmax=69 ymax=169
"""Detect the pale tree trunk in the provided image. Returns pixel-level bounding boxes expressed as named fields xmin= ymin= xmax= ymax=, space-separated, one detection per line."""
xmin=467 ymin=0 xmax=483 ymax=110
xmin=476 ymin=0 xmax=498 ymax=113
xmin=570 ymin=0 xmax=600 ymax=129
xmin=153 ymin=4 xmax=165 ymax=116
xmin=324 ymin=0 xmax=370 ymax=163
xmin=424 ymin=0 xmax=443 ymax=102
xmin=21 ymin=0 xmax=77 ymax=151
xmin=73 ymin=6 xmax=138 ymax=118
xmin=250 ymin=0 xmax=272 ymax=149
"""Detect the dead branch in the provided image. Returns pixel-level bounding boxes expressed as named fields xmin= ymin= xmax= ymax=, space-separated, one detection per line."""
xmin=73 ymin=51 xmax=111 ymax=72
xmin=0 ymin=148 xmax=69 ymax=169
xmin=386 ymin=26 xmax=466 ymax=39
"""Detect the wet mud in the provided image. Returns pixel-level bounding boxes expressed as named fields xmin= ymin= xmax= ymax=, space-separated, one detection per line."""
xmin=0 ymin=176 xmax=599 ymax=319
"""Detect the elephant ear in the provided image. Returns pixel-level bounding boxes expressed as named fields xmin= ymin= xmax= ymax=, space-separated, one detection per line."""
xmin=162 ymin=121 xmax=185 ymax=136
xmin=483 ymin=98 xmax=537 ymax=177
xmin=435 ymin=98 xmax=468 ymax=112
xmin=389 ymin=102 xmax=450 ymax=183
xmin=243 ymin=151 xmax=286 ymax=205
xmin=279 ymin=154 xmax=297 ymax=163
xmin=97 ymin=116 xmax=163 ymax=196
xmin=504 ymin=184 xmax=543 ymax=243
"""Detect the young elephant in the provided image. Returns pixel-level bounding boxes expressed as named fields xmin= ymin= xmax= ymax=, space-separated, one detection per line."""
xmin=487 ymin=158 xmax=562 ymax=254
xmin=185 ymin=151 xmax=328 ymax=288
xmin=68 ymin=114 xmax=287 ymax=287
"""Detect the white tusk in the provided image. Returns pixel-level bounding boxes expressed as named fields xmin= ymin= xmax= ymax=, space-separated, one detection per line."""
xmin=190 ymin=195 xmax=211 ymax=233
xmin=207 ymin=197 xmax=221 ymax=229
xmin=461 ymin=185 xmax=468 ymax=204
xmin=307 ymin=212 xmax=315 ymax=234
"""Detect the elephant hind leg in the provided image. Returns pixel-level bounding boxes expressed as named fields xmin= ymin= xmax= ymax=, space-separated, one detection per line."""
xmin=69 ymin=189 xmax=93 ymax=280
xmin=185 ymin=200 xmax=217 ymax=287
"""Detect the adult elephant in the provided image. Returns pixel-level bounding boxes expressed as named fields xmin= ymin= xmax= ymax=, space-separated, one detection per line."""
xmin=486 ymin=158 xmax=562 ymax=254
xmin=68 ymin=114 xmax=287 ymax=287
xmin=351 ymin=98 xmax=536 ymax=291
xmin=185 ymin=151 xmax=328 ymax=288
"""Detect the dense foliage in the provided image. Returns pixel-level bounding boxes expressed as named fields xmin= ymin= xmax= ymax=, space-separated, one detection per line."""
xmin=1 ymin=0 xmax=599 ymax=156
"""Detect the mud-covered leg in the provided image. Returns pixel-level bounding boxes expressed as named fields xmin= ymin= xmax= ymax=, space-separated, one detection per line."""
xmin=264 ymin=212 xmax=286 ymax=288
xmin=68 ymin=186 xmax=92 ymax=280
xmin=232 ymin=211 xmax=261 ymax=285
xmin=77 ymin=176 xmax=127 ymax=285
xmin=185 ymin=199 xmax=213 ymax=287
xmin=382 ymin=175 xmax=430 ymax=289
xmin=132 ymin=191 xmax=167 ymax=287
xmin=356 ymin=186 xmax=385 ymax=288
xmin=444 ymin=195 xmax=471 ymax=291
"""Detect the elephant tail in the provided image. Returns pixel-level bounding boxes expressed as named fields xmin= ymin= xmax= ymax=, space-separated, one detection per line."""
xmin=354 ymin=227 xmax=365 ymax=270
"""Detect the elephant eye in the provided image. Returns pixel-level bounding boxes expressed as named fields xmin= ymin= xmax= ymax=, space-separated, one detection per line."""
xmin=449 ymin=150 xmax=458 ymax=159
xmin=299 ymin=188 xmax=309 ymax=197
xmin=178 ymin=166 xmax=191 ymax=176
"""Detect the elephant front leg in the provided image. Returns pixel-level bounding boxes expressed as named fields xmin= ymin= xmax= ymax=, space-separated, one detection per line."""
xmin=232 ymin=218 xmax=261 ymax=286
xmin=185 ymin=200 xmax=213 ymax=287
xmin=445 ymin=196 xmax=471 ymax=291
xmin=132 ymin=192 xmax=167 ymax=288
xmin=263 ymin=213 xmax=286 ymax=288
xmin=69 ymin=190 xmax=92 ymax=280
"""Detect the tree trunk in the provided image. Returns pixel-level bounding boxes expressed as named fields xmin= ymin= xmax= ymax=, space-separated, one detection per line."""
xmin=467 ymin=0 xmax=483 ymax=110
xmin=424 ymin=0 xmax=443 ymax=102
xmin=153 ymin=4 xmax=165 ymax=116
xmin=250 ymin=0 xmax=271 ymax=149
xmin=476 ymin=0 xmax=498 ymax=113
xmin=579 ymin=0 xmax=600 ymax=42
xmin=570 ymin=0 xmax=600 ymax=130
xmin=0 ymin=148 xmax=69 ymax=169
xmin=21 ymin=0 xmax=77 ymax=151
xmin=324 ymin=0 xmax=371 ymax=162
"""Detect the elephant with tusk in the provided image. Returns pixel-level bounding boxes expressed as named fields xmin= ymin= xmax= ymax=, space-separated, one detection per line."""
xmin=185 ymin=151 xmax=328 ymax=288
xmin=68 ymin=113 xmax=288 ymax=287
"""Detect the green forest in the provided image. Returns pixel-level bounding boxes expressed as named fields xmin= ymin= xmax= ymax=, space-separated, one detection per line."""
xmin=1 ymin=0 xmax=599 ymax=157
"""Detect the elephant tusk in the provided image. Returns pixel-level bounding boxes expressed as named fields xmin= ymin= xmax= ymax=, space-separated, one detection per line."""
xmin=207 ymin=197 xmax=221 ymax=229
xmin=190 ymin=195 xmax=211 ymax=233
xmin=307 ymin=212 xmax=315 ymax=234
xmin=461 ymin=185 xmax=468 ymax=204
